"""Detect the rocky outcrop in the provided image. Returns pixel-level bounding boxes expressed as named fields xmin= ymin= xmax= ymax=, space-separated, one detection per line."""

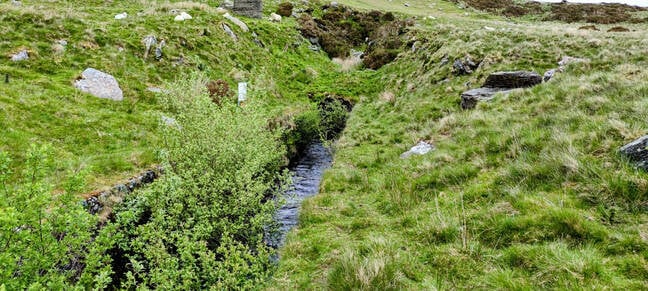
xmin=620 ymin=136 xmax=648 ymax=170
xmin=461 ymin=71 xmax=541 ymax=109
xmin=233 ymin=0 xmax=262 ymax=18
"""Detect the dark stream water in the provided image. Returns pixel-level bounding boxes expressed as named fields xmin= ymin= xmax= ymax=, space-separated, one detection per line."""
xmin=269 ymin=142 xmax=333 ymax=248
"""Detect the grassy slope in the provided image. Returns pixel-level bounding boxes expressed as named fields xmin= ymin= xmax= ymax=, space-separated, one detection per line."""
xmin=274 ymin=0 xmax=648 ymax=289
xmin=0 ymin=0 xmax=373 ymax=191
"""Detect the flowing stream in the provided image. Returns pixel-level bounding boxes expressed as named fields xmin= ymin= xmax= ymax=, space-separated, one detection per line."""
xmin=269 ymin=142 xmax=333 ymax=248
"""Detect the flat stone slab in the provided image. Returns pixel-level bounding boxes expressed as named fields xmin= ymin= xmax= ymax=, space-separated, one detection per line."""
xmin=74 ymin=68 xmax=123 ymax=101
xmin=461 ymin=87 xmax=513 ymax=110
xmin=483 ymin=71 xmax=542 ymax=89
xmin=620 ymin=135 xmax=648 ymax=170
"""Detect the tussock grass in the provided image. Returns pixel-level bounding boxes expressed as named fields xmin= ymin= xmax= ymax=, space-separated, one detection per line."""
xmin=274 ymin=1 xmax=648 ymax=289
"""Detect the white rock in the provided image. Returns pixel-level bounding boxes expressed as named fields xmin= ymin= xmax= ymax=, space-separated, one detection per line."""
xmin=270 ymin=13 xmax=282 ymax=22
xmin=223 ymin=13 xmax=249 ymax=32
xmin=216 ymin=7 xmax=228 ymax=14
xmin=10 ymin=50 xmax=28 ymax=62
xmin=174 ymin=12 xmax=192 ymax=21
xmin=484 ymin=26 xmax=495 ymax=31
xmin=400 ymin=141 xmax=435 ymax=159
xmin=74 ymin=68 xmax=123 ymax=101
xmin=114 ymin=12 xmax=128 ymax=20
xmin=404 ymin=3 xmax=410 ymax=7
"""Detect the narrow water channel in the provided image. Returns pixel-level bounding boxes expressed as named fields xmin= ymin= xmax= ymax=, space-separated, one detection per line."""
xmin=269 ymin=142 xmax=333 ymax=248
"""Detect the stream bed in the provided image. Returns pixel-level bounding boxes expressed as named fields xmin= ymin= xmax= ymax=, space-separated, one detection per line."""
xmin=269 ymin=142 xmax=333 ymax=248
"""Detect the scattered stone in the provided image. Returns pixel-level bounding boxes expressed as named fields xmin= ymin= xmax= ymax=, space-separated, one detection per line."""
xmin=10 ymin=50 xmax=28 ymax=62
xmin=404 ymin=3 xmax=411 ymax=7
xmin=400 ymin=141 xmax=435 ymax=159
xmin=330 ymin=1 xmax=339 ymax=8
xmin=216 ymin=7 xmax=228 ymax=14
xmin=252 ymin=32 xmax=264 ymax=47
xmin=74 ymin=68 xmax=123 ymax=101
xmin=483 ymin=26 xmax=495 ymax=31
xmin=453 ymin=60 xmax=470 ymax=75
xmin=142 ymin=35 xmax=157 ymax=59
xmin=224 ymin=13 xmax=249 ymax=32
xmin=57 ymin=40 xmax=68 ymax=46
xmin=620 ymin=135 xmax=648 ymax=170
xmin=174 ymin=12 xmax=192 ymax=21
xmin=277 ymin=2 xmax=294 ymax=17
xmin=483 ymin=71 xmax=542 ymax=89
xmin=308 ymin=45 xmax=320 ymax=52
xmin=578 ymin=25 xmax=599 ymax=31
xmin=222 ymin=23 xmax=238 ymax=41
xmin=543 ymin=69 xmax=556 ymax=82
xmin=114 ymin=12 xmax=127 ymax=20
xmin=11 ymin=0 xmax=21 ymax=6
xmin=233 ymin=0 xmax=263 ymax=18
xmin=608 ymin=26 xmax=630 ymax=32
xmin=453 ymin=57 xmax=480 ymax=75
xmin=270 ymin=13 xmax=282 ymax=22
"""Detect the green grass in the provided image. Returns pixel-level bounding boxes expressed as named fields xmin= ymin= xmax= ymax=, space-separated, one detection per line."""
xmin=0 ymin=0 xmax=375 ymax=191
xmin=273 ymin=1 xmax=648 ymax=289
xmin=2 ymin=0 xmax=648 ymax=288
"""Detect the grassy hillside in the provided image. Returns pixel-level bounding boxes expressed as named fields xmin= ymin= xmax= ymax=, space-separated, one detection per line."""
xmin=0 ymin=0 xmax=373 ymax=191
xmin=274 ymin=0 xmax=648 ymax=289
xmin=2 ymin=0 xmax=648 ymax=289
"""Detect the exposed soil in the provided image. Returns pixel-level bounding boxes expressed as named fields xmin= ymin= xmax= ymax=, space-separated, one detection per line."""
xmin=454 ymin=0 xmax=647 ymax=24
xmin=298 ymin=5 xmax=412 ymax=69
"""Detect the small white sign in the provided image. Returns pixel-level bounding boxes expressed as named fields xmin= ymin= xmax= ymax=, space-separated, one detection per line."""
xmin=238 ymin=82 xmax=247 ymax=102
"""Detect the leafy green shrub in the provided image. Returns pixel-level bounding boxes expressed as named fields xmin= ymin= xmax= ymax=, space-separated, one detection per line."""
xmin=0 ymin=145 xmax=99 ymax=289
xmin=101 ymin=76 xmax=287 ymax=289
xmin=319 ymin=97 xmax=351 ymax=140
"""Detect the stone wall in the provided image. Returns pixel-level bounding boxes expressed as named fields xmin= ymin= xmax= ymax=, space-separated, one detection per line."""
xmin=233 ymin=0 xmax=263 ymax=18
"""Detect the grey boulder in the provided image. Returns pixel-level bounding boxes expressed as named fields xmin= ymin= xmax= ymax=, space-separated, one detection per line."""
xmin=74 ymin=68 xmax=123 ymax=101
xmin=620 ymin=135 xmax=648 ymax=170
